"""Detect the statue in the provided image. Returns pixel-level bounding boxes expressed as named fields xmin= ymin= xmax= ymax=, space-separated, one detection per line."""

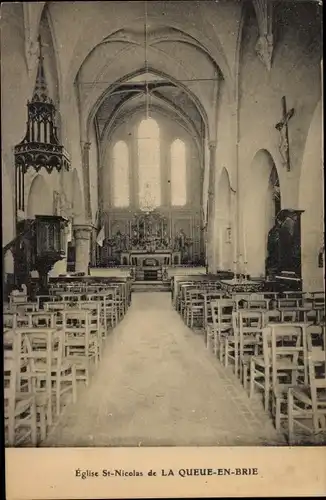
xmin=174 ymin=229 xmax=186 ymax=251
xmin=162 ymin=230 xmax=170 ymax=248
xmin=266 ymin=219 xmax=281 ymax=276
xmin=115 ymin=229 xmax=123 ymax=252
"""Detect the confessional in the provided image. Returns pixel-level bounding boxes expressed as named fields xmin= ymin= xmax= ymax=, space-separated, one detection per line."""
xmin=266 ymin=209 xmax=304 ymax=291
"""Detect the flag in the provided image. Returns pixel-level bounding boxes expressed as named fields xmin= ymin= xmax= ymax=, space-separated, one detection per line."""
xmin=94 ymin=209 xmax=100 ymax=230
xmin=66 ymin=220 xmax=72 ymax=243
xmin=96 ymin=226 xmax=105 ymax=247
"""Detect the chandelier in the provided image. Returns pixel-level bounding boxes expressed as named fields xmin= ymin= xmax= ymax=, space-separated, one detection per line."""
xmin=144 ymin=0 xmax=150 ymax=118
xmin=14 ymin=36 xmax=70 ymax=215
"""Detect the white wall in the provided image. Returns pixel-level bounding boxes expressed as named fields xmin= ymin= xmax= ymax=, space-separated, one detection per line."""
xmin=299 ymin=101 xmax=324 ymax=291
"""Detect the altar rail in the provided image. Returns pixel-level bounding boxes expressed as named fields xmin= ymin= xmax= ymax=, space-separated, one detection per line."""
xmin=89 ymin=267 xmax=132 ymax=278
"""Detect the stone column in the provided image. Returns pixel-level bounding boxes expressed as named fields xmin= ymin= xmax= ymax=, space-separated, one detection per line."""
xmin=73 ymin=224 xmax=92 ymax=274
xmin=206 ymin=141 xmax=217 ymax=272
xmin=81 ymin=141 xmax=92 ymax=220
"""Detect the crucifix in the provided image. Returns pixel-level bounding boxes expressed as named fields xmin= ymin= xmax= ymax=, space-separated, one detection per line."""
xmin=275 ymin=96 xmax=295 ymax=171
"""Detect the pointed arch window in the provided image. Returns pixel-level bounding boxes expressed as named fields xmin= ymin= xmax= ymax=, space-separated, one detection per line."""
xmin=138 ymin=118 xmax=161 ymax=208
xmin=113 ymin=141 xmax=129 ymax=207
xmin=171 ymin=139 xmax=187 ymax=206
xmin=269 ymin=166 xmax=281 ymax=220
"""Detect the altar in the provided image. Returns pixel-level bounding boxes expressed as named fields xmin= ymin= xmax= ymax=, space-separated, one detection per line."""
xmin=120 ymin=250 xmax=181 ymax=266
xmin=102 ymin=209 xmax=194 ymax=276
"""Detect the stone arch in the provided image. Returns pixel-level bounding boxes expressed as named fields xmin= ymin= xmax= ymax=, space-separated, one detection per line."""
xmin=87 ymin=67 xmax=209 ymax=144
xmin=71 ymin=169 xmax=86 ymax=224
xmin=244 ymin=149 xmax=280 ymax=277
xmin=214 ymin=168 xmax=232 ymax=270
xmin=299 ymin=100 xmax=323 ymax=291
xmin=27 ymin=175 xmax=53 ymax=218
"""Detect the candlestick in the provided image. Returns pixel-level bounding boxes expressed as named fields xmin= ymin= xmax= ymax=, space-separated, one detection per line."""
xmin=233 ymin=230 xmax=237 ymax=280
xmin=243 ymin=227 xmax=247 ymax=270
xmin=218 ymin=227 xmax=222 ymax=269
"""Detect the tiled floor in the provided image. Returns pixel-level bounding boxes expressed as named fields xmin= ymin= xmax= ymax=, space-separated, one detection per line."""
xmin=44 ymin=292 xmax=285 ymax=447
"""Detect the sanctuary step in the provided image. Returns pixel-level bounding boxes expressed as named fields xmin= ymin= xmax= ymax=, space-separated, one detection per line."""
xmin=135 ymin=266 xmax=163 ymax=281
xmin=132 ymin=280 xmax=170 ymax=293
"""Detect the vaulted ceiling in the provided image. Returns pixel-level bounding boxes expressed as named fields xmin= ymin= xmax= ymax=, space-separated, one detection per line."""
xmin=95 ymin=71 xmax=204 ymax=143
xmin=75 ymin=18 xmax=224 ymax=143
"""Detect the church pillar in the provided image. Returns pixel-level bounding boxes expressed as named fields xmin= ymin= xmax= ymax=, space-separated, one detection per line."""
xmin=81 ymin=141 xmax=92 ymax=220
xmin=73 ymin=224 xmax=92 ymax=274
xmin=206 ymin=141 xmax=217 ymax=271
xmin=215 ymin=213 xmax=225 ymax=270
xmin=50 ymin=222 xmax=72 ymax=276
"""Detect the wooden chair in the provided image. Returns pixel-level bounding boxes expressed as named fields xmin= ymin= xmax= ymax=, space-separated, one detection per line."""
xmin=203 ymin=292 xmax=225 ymax=331
xmin=205 ymin=300 xmax=218 ymax=352
xmin=238 ymin=310 xmax=264 ymax=388
xmin=58 ymin=293 xmax=85 ymax=303
xmin=27 ymin=311 xmax=57 ymax=329
xmin=185 ymin=289 xmax=205 ymax=328
xmin=62 ymin=310 xmax=98 ymax=386
xmin=277 ymin=298 xmax=301 ymax=309
xmin=249 ymin=313 xmax=281 ymax=410
xmin=242 ymin=299 xmax=270 ymax=310
xmin=214 ymin=300 xmax=234 ymax=364
xmin=86 ymin=291 xmax=118 ymax=330
xmin=263 ymin=309 xmax=281 ymax=324
xmin=288 ymin=326 xmax=326 ymax=443
xmin=270 ymin=323 xmax=308 ymax=431
xmin=36 ymin=295 xmax=62 ymax=310
xmin=280 ymin=309 xmax=298 ymax=323
xmin=179 ymin=283 xmax=196 ymax=316
xmin=20 ymin=327 xmax=77 ymax=428
xmin=233 ymin=294 xmax=253 ymax=311
xmin=78 ymin=301 xmax=103 ymax=353
xmin=4 ymin=312 xmax=18 ymax=328
xmin=45 ymin=301 xmax=78 ymax=312
xmin=4 ymin=331 xmax=37 ymax=446
xmin=249 ymin=326 xmax=272 ymax=411
xmin=15 ymin=302 xmax=39 ymax=313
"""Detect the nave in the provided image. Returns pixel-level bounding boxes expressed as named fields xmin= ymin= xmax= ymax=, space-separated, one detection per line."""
xmin=43 ymin=293 xmax=283 ymax=447
xmin=2 ymin=0 xmax=324 ymax=454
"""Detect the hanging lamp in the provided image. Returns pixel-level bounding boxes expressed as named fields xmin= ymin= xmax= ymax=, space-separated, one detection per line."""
xmin=14 ymin=36 xmax=70 ymax=215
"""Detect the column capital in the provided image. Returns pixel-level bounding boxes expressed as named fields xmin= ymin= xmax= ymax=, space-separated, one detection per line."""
xmin=81 ymin=141 xmax=91 ymax=151
xmin=73 ymin=224 xmax=92 ymax=241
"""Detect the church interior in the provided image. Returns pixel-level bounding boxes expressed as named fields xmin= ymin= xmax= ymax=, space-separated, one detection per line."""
xmin=2 ymin=0 xmax=325 ymax=447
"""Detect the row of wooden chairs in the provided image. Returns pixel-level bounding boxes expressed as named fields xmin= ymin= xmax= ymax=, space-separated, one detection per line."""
xmin=47 ymin=279 xmax=132 ymax=307
xmin=202 ymin=294 xmax=325 ymax=444
xmin=4 ymin=282 xmax=131 ymax=446
xmin=4 ymin=327 xmax=78 ymax=446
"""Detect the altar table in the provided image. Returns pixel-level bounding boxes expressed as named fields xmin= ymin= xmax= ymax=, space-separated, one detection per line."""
xmin=219 ymin=279 xmax=265 ymax=294
xmin=120 ymin=250 xmax=181 ymax=266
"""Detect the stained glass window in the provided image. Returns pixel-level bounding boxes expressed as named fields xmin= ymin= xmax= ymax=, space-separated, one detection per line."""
xmin=171 ymin=139 xmax=186 ymax=206
xmin=113 ymin=140 xmax=129 ymax=207
xmin=138 ymin=118 xmax=161 ymax=208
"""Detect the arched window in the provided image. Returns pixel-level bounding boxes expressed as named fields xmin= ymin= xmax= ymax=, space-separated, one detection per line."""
xmin=138 ymin=118 xmax=161 ymax=208
xmin=171 ymin=139 xmax=186 ymax=206
xmin=113 ymin=141 xmax=129 ymax=207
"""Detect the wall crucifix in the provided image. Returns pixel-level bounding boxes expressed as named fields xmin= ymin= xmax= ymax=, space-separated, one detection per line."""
xmin=275 ymin=96 xmax=295 ymax=171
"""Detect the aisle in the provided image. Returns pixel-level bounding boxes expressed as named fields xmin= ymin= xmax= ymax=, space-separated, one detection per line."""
xmin=44 ymin=292 xmax=284 ymax=447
